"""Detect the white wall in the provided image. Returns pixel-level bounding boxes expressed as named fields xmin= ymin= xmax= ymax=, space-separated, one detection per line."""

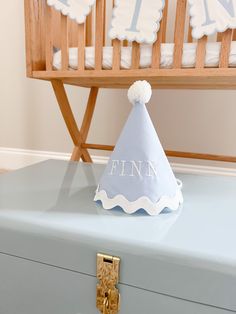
xmin=0 ymin=1 xmax=236 ymax=167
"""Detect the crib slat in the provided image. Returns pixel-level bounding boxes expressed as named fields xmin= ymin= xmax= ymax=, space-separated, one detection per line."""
xmin=151 ymin=0 xmax=168 ymax=69
xmin=151 ymin=36 xmax=162 ymax=69
xmin=45 ymin=5 xmax=53 ymax=71
xmin=95 ymin=0 xmax=105 ymax=70
xmin=217 ymin=33 xmax=223 ymax=42
xmin=78 ymin=23 xmax=85 ymax=70
xmin=233 ymin=30 xmax=236 ymax=41
xmin=24 ymin=0 xmax=33 ymax=75
xmin=161 ymin=0 xmax=168 ymax=43
xmin=61 ymin=15 xmax=69 ymax=70
xmin=188 ymin=23 xmax=193 ymax=43
xmin=68 ymin=20 xmax=79 ymax=47
xmin=123 ymin=40 xmax=128 ymax=47
xmin=151 ymin=23 xmax=164 ymax=69
xmin=112 ymin=39 xmax=121 ymax=70
xmin=111 ymin=0 xmax=121 ymax=69
xmin=86 ymin=11 xmax=93 ymax=46
xmin=25 ymin=0 xmax=46 ymax=72
xmin=131 ymin=42 xmax=140 ymax=69
xmin=129 ymin=0 xmax=140 ymax=71
xmin=187 ymin=0 xmax=193 ymax=43
xmin=173 ymin=0 xmax=187 ymax=68
xmin=51 ymin=10 xmax=61 ymax=49
xmin=103 ymin=0 xmax=106 ymax=45
xmin=219 ymin=29 xmax=232 ymax=68
xmin=196 ymin=36 xmax=207 ymax=69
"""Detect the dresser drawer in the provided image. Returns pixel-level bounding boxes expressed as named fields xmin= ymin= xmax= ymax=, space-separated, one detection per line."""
xmin=0 ymin=253 xmax=232 ymax=314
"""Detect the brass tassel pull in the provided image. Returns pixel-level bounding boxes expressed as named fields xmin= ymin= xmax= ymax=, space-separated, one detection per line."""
xmin=96 ymin=254 xmax=120 ymax=314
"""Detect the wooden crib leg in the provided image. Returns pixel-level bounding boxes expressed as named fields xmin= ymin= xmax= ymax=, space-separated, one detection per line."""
xmin=72 ymin=87 xmax=99 ymax=162
xmin=51 ymin=80 xmax=98 ymax=162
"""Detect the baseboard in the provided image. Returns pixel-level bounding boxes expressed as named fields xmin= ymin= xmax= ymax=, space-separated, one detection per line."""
xmin=0 ymin=147 xmax=108 ymax=170
xmin=0 ymin=147 xmax=236 ymax=176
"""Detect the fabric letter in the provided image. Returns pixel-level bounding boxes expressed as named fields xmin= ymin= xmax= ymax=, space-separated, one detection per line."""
xmin=126 ymin=0 xmax=143 ymax=32
xmin=147 ymin=161 xmax=158 ymax=177
xmin=109 ymin=160 xmax=120 ymax=176
xmin=58 ymin=0 xmax=70 ymax=6
xmin=217 ymin=0 xmax=235 ymax=17
xmin=202 ymin=0 xmax=215 ymax=26
xmin=109 ymin=0 xmax=165 ymax=44
xmin=120 ymin=160 xmax=126 ymax=176
xmin=202 ymin=0 xmax=235 ymax=26
xmin=130 ymin=161 xmax=142 ymax=177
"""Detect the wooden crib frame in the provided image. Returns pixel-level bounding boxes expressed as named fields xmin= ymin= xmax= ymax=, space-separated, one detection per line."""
xmin=24 ymin=0 xmax=236 ymax=163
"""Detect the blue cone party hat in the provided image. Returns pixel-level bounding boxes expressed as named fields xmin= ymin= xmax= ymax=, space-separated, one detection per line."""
xmin=94 ymin=81 xmax=183 ymax=216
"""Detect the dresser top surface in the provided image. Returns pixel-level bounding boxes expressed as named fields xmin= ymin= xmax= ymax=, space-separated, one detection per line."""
xmin=0 ymin=159 xmax=236 ymax=264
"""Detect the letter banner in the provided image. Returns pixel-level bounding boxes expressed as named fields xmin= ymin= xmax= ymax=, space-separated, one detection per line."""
xmin=189 ymin=0 xmax=236 ymax=39
xmin=47 ymin=0 xmax=95 ymax=24
xmin=109 ymin=0 xmax=165 ymax=44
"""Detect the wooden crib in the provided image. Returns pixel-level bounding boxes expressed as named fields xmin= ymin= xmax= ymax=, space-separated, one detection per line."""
xmin=24 ymin=0 xmax=236 ymax=163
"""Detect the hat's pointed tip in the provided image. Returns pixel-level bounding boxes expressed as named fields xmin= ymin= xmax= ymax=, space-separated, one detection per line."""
xmin=128 ymin=80 xmax=152 ymax=106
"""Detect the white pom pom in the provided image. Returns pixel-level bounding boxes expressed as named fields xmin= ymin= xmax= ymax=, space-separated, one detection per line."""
xmin=128 ymin=80 xmax=152 ymax=105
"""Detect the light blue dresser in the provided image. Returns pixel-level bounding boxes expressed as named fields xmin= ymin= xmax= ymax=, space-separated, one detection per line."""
xmin=0 ymin=160 xmax=236 ymax=314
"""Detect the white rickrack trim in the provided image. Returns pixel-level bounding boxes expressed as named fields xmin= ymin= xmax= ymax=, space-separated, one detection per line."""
xmin=94 ymin=182 xmax=183 ymax=216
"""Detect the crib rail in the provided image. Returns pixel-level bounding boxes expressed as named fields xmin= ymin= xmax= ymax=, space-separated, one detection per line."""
xmin=25 ymin=0 xmax=236 ymax=88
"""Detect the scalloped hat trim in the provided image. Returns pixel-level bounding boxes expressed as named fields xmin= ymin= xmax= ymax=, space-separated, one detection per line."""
xmin=94 ymin=186 xmax=183 ymax=216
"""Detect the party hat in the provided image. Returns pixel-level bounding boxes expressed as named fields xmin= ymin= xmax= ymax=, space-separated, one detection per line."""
xmin=94 ymin=81 xmax=183 ymax=216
